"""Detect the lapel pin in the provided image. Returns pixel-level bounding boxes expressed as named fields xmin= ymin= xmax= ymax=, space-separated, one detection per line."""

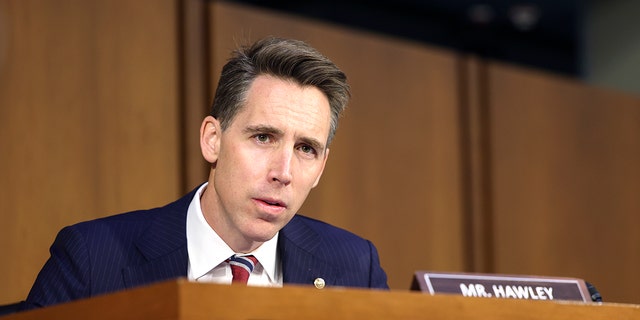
xmin=314 ymin=278 xmax=325 ymax=289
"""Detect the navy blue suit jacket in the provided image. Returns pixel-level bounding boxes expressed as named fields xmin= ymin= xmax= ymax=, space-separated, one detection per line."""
xmin=24 ymin=187 xmax=388 ymax=308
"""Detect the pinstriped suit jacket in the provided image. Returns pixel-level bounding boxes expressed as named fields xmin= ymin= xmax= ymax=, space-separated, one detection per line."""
xmin=24 ymin=186 xmax=388 ymax=309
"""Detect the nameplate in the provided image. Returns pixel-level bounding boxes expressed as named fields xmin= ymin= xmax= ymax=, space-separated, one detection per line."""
xmin=411 ymin=271 xmax=590 ymax=302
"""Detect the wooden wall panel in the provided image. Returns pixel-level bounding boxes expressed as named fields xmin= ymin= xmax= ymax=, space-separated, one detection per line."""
xmin=179 ymin=0 xmax=211 ymax=190
xmin=486 ymin=62 xmax=640 ymax=303
xmin=209 ymin=1 xmax=467 ymax=289
xmin=0 ymin=0 xmax=182 ymax=304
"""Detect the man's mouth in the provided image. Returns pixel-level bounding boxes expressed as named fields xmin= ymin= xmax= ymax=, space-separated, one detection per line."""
xmin=257 ymin=198 xmax=286 ymax=208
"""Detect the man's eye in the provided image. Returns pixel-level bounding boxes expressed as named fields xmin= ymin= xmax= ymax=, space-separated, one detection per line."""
xmin=255 ymin=134 xmax=270 ymax=143
xmin=299 ymin=145 xmax=316 ymax=155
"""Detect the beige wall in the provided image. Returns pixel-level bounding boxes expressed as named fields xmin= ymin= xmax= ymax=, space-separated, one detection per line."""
xmin=585 ymin=0 xmax=640 ymax=96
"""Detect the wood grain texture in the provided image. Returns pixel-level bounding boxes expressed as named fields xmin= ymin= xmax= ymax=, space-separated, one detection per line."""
xmin=486 ymin=62 xmax=640 ymax=303
xmin=5 ymin=280 xmax=640 ymax=320
xmin=0 ymin=0 xmax=181 ymax=304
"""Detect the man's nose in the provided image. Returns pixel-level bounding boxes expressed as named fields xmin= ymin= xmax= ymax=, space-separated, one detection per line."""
xmin=269 ymin=147 xmax=293 ymax=186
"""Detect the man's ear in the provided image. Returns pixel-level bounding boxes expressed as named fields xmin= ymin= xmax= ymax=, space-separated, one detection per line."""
xmin=200 ymin=116 xmax=221 ymax=164
xmin=312 ymin=148 xmax=330 ymax=188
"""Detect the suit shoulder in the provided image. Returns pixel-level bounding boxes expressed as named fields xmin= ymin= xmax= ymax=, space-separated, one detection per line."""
xmin=51 ymin=189 xmax=194 ymax=250
xmin=66 ymin=187 xmax=195 ymax=236
xmin=71 ymin=207 xmax=155 ymax=230
xmin=290 ymin=214 xmax=368 ymax=243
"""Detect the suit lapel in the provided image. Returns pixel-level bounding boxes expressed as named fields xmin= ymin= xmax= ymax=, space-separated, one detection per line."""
xmin=122 ymin=188 xmax=197 ymax=288
xmin=119 ymin=187 xmax=339 ymax=289
xmin=279 ymin=216 xmax=338 ymax=287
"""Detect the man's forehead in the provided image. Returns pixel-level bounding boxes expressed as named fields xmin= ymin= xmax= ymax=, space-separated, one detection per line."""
xmin=235 ymin=76 xmax=332 ymax=141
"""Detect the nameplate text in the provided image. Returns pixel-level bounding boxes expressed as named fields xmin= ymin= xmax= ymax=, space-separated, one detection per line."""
xmin=412 ymin=271 xmax=590 ymax=302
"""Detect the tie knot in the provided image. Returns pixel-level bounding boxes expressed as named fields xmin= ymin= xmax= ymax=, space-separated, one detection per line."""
xmin=228 ymin=255 xmax=258 ymax=284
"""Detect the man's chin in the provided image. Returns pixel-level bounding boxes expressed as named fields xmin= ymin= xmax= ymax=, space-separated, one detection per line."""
xmin=245 ymin=225 xmax=279 ymax=242
xmin=242 ymin=216 xmax=291 ymax=244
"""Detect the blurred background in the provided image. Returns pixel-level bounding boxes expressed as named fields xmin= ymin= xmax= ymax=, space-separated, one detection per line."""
xmin=1 ymin=0 xmax=639 ymax=306
xmin=234 ymin=0 xmax=640 ymax=95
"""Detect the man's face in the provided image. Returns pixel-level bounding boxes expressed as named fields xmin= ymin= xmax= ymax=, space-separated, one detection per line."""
xmin=201 ymin=75 xmax=331 ymax=252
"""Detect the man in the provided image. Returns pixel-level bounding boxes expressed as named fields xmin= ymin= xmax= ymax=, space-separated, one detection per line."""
xmin=24 ymin=37 xmax=388 ymax=309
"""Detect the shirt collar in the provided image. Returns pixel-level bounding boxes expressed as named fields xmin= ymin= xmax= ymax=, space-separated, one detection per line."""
xmin=186 ymin=182 xmax=280 ymax=281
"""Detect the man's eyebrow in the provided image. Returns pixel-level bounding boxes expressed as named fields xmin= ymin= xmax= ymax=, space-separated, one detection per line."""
xmin=300 ymin=137 xmax=326 ymax=153
xmin=243 ymin=125 xmax=283 ymax=136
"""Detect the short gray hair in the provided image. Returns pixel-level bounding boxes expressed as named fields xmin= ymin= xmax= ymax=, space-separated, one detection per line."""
xmin=209 ymin=37 xmax=350 ymax=146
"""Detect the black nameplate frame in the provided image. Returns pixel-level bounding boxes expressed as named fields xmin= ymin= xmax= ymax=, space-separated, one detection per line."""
xmin=411 ymin=271 xmax=591 ymax=302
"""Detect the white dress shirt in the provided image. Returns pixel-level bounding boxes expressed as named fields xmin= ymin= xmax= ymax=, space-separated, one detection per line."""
xmin=186 ymin=183 xmax=283 ymax=287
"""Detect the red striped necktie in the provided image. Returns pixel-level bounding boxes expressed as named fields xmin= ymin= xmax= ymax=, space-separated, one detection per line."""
xmin=228 ymin=255 xmax=258 ymax=284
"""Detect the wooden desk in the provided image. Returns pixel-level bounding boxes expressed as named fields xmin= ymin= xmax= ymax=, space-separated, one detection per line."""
xmin=6 ymin=279 xmax=640 ymax=319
